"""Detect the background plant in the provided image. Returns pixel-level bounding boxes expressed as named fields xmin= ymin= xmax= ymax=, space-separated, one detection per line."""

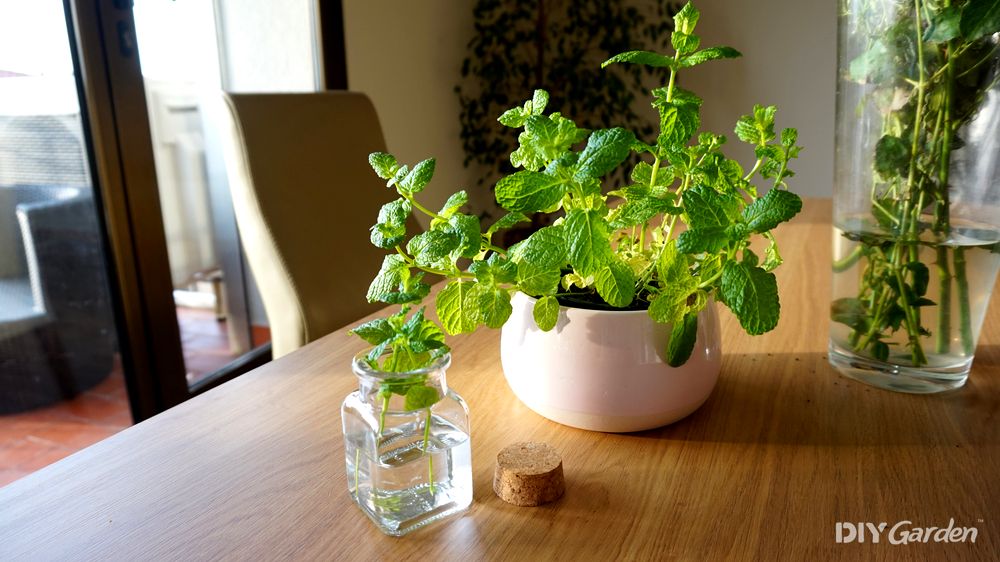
xmin=354 ymin=2 xmax=803 ymax=374
xmin=456 ymin=0 xmax=681 ymax=222
xmin=832 ymin=0 xmax=1000 ymax=365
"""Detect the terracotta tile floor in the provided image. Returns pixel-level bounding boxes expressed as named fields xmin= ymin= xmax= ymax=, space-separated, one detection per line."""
xmin=0 ymin=359 xmax=130 ymax=487
xmin=0 ymin=308 xmax=271 ymax=487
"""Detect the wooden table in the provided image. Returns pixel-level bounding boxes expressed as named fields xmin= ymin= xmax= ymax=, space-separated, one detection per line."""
xmin=1 ymin=199 xmax=998 ymax=560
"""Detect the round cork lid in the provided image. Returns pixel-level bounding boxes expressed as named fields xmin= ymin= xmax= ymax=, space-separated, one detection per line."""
xmin=493 ymin=442 xmax=565 ymax=506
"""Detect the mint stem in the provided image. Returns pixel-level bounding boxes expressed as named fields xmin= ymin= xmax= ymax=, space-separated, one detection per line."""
xmin=954 ymin=247 xmax=974 ymax=355
xmin=422 ymin=408 xmax=435 ymax=495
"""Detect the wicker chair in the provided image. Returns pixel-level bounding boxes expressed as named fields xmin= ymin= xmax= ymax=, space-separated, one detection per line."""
xmin=0 ymin=185 xmax=116 ymax=413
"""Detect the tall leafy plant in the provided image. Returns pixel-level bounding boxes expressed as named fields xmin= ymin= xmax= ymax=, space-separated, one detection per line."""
xmin=456 ymin=0 xmax=681 ymax=207
xmin=354 ymin=2 xmax=803 ymax=374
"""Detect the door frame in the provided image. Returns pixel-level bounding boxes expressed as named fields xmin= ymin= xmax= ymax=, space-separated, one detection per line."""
xmin=66 ymin=0 xmax=274 ymax=421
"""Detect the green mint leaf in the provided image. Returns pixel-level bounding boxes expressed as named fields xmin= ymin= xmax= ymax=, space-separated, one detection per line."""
xmin=384 ymin=275 xmax=430 ymax=305
xmin=495 ymin=170 xmax=567 ymax=213
xmin=669 ymin=87 xmax=704 ymax=108
xmin=720 ymin=260 xmax=780 ymax=335
xmin=350 ymin=318 xmax=395 ymax=345
xmin=498 ymin=106 xmax=529 ymax=128
xmin=367 ymin=254 xmax=410 ymax=303
xmin=649 ymin=241 xmax=697 ymax=325
xmin=514 ymin=226 xmax=566 ymax=269
xmin=531 ymin=89 xmax=549 ymax=114
xmin=488 ymin=253 xmax=518 ymax=284
xmin=446 ymin=213 xmax=482 ymax=259
xmin=370 ymin=198 xmax=411 ymax=249
xmin=564 ymin=209 xmax=613 ymax=277
xmin=575 ymin=128 xmax=637 ymax=179
xmin=383 ymin=348 xmax=430 ymax=373
xmin=653 ymin=88 xmax=701 ymax=149
xmin=398 ymin=158 xmax=435 ymax=194
xmin=831 ymin=297 xmax=868 ymax=332
xmin=666 ymin=312 xmax=698 ymax=367
xmin=467 ymin=283 xmax=512 ymax=329
xmin=874 ymin=134 xmax=910 ymax=177
xmin=848 ymin=39 xmax=891 ymax=84
xmin=680 ymin=46 xmax=741 ymax=67
xmin=407 ymin=229 xmax=460 ymax=268
xmin=511 ymin=114 xmax=588 ymax=171
xmin=906 ymin=262 xmax=930 ymax=297
xmin=388 ymin=164 xmax=409 ymax=188
xmin=439 ymin=190 xmax=468 ymax=218
xmin=369 ymin=152 xmax=398 ymax=180
xmin=517 ymin=262 xmax=561 ymax=296
xmin=594 ymin=259 xmax=636 ymax=308
xmin=404 ymin=385 xmax=439 ymax=411
xmin=677 ymin=226 xmax=731 ymax=254
xmin=780 ymin=128 xmax=798 ymax=148
xmin=762 ymin=238 xmax=783 ymax=271
xmin=674 ymin=2 xmax=700 ymax=35
xmin=400 ymin=308 xmax=447 ymax=353
xmin=473 ymin=253 xmax=517 ymax=285
xmin=742 ymin=189 xmax=802 ymax=233
xmin=630 ymin=161 xmax=654 ymax=185
xmin=671 ymin=31 xmax=701 ymax=55
xmin=734 ymin=104 xmax=776 ymax=146
xmin=925 ymin=6 xmax=962 ymax=41
xmin=609 ymin=196 xmax=681 ymax=230
xmin=436 ymin=281 xmax=477 ymax=335
xmin=532 ymin=296 xmax=560 ymax=331
xmin=682 ymin=184 xmax=739 ymax=229
xmin=487 ymin=211 xmax=530 ymax=235
xmin=601 ymin=50 xmax=678 ymax=70
xmin=960 ymin=0 xmax=1000 ymax=39
xmin=513 ymin=226 xmax=565 ymax=295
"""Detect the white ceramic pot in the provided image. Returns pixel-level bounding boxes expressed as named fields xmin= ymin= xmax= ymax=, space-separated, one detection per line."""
xmin=500 ymin=292 xmax=721 ymax=432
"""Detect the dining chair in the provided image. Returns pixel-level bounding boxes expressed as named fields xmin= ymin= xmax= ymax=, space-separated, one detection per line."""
xmin=218 ymin=92 xmax=415 ymax=358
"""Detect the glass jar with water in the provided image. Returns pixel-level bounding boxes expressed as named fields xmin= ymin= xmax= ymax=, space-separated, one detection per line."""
xmin=342 ymin=351 xmax=472 ymax=536
xmin=831 ymin=0 xmax=1000 ymax=392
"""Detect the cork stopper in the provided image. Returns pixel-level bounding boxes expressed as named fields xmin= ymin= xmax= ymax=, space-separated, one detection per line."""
xmin=493 ymin=441 xmax=565 ymax=506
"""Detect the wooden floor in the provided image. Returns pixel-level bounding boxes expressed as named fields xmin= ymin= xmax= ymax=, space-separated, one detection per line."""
xmin=0 ymin=308 xmax=271 ymax=487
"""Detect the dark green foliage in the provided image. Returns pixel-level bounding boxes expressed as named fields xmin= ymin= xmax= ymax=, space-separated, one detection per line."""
xmin=456 ymin=0 xmax=682 ymax=203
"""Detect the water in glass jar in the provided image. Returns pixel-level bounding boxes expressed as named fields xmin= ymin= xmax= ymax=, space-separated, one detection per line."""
xmin=830 ymin=216 xmax=1000 ymax=391
xmin=343 ymin=409 xmax=472 ymax=536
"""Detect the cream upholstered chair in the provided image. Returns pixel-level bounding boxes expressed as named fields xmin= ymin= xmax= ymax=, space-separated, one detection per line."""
xmin=218 ymin=92 xmax=414 ymax=358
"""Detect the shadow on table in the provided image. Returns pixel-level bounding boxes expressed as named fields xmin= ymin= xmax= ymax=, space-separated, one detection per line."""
xmin=624 ymin=350 xmax=1000 ymax=447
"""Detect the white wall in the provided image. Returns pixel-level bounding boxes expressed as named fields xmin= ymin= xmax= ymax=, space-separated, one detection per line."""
xmin=343 ymin=1 xmax=483 ymax=227
xmin=343 ymin=0 xmax=837 ymax=222
xmin=677 ymin=0 xmax=837 ymax=198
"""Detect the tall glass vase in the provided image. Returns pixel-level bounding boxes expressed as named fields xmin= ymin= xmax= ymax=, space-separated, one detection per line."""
xmin=831 ymin=0 xmax=1000 ymax=393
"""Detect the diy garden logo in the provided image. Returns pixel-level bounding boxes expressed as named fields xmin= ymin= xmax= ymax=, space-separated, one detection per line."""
xmin=836 ymin=519 xmax=979 ymax=545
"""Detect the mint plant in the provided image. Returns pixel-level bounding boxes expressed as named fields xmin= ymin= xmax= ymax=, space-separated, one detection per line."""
xmin=352 ymin=2 xmax=802 ymax=374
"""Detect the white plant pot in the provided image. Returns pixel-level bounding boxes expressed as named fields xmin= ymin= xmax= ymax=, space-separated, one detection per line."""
xmin=500 ymin=292 xmax=722 ymax=432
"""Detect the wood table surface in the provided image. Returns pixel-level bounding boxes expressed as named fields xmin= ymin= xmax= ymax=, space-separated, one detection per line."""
xmin=1 ymin=199 xmax=998 ymax=561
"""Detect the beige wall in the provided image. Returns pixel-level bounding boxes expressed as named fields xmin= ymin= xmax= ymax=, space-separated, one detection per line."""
xmin=670 ymin=0 xmax=837 ymax=198
xmin=343 ymin=1 xmax=482 ymax=227
xmin=344 ymin=0 xmax=837 ymax=225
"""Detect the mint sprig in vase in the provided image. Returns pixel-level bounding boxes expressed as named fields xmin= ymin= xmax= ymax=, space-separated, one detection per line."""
xmin=830 ymin=0 xmax=1000 ymax=392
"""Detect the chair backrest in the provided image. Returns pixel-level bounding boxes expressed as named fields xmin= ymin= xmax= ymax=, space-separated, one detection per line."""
xmin=219 ymin=92 xmax=410 ymax=358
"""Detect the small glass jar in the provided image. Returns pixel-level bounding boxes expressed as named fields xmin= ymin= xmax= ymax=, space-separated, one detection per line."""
xmin=341 ymin=351 xmax=472 ymax=536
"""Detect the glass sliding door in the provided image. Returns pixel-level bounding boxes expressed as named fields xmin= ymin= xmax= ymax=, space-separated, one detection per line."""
xmin=130 ymin=0 xmax=321 ymax=390
xmin=0 ymin=0 xmax=130 ymax=486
